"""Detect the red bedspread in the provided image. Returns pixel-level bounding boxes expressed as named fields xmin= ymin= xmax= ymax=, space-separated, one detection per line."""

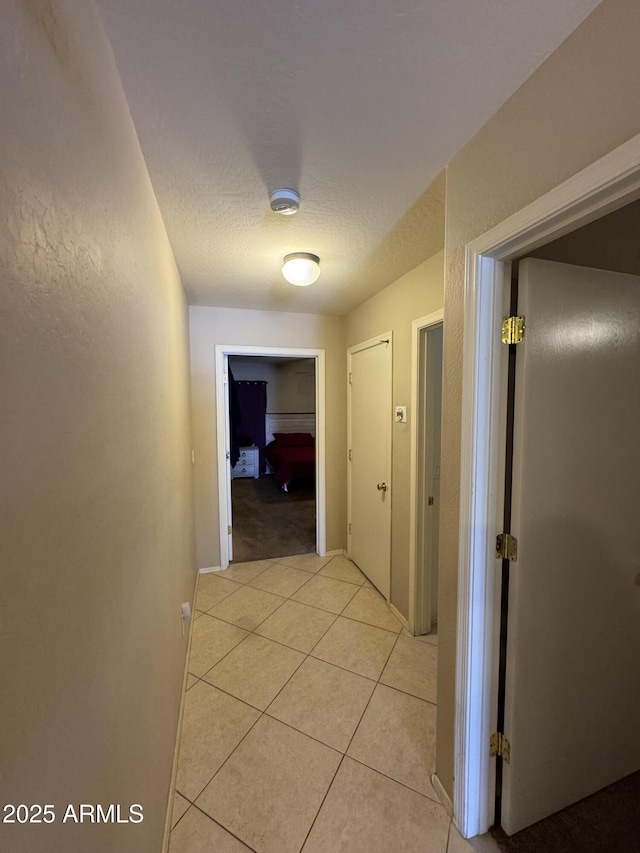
xmin=264 ymin=441 xmax=315 ymax=488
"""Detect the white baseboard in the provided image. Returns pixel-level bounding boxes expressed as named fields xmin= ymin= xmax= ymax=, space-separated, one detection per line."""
xmin=162 ymin=572 xmax=199 ymax=851
xmin=325 ymin=549 xmax=346 ymax=557
xmin=390 ymin=602 xmax=410 ymax=631
xmin=198 ymin=565 xmax=223 ymax=574
xmin=431 ymin=773 xmax=454 ymax=817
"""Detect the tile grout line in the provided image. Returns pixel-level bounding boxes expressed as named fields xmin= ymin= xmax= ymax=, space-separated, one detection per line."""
xmin=297 ymin=753 xmax=348 ymax=852
xmin=169 ymin=796 xmax=190 ymax=833
xmin=224 ymin=553 xmax=330 ymax=583
xmin=197 ymin=626 xmax=296 ymax=682
xmin=194 ymin=631 xmax=253 ymax=682
xmin=305 ymin=652 xmax=386 ymax=685
xmin=339 ymin=627 xmax=402 ymax=756
xmin=185 ymin=702 xmax=265 ymax=807
xmin=189 ymin=802 xmax=261 ymax=853
xmin=344 ymin=754 xmax=445 ymax=806
xmin=256 ymin=611 xmax=341 ymax=658
xmin=247 ymin=563 xmax=323 ymax=598
xmin=206 ymin=585 xmax=292 ymax=632
xmin=261 ymin=709 xmax=355 ymax=755
xmin=370 ymin=680 xmax=438 ymax=708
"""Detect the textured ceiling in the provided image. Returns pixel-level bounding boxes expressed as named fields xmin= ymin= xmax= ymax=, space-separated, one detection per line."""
xmin=96 ymin=0 xmax=601 ymax=315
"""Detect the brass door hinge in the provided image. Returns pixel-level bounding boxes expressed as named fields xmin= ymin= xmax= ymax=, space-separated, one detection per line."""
xmin=348 ymin=522 xmax=352 ymax=535
xmin=228 ymin=525 xmax=232 ymax=535
xmin=490 ymin=732 xmax=511 ymax=763
xmin=349 ymin=449 xmax=352 ymax=461
xmin=501 ymin=315 xmax=525 ymax=345
xmin=349 ymin=372 xmax=352 ymax=384
xmin=496 ymin=533 xmax=518 ymax=561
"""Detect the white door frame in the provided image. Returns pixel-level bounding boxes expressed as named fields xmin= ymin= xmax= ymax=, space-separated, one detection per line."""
xmin=408 ymin=310 xmax=444 ymax=635
xmin=455 ymin=131 xmax=640 ymax=839
xmin=347 ymin=331 xmax=393 ymax=601
xmin=214 ymin=344 xmax=326 ymax=569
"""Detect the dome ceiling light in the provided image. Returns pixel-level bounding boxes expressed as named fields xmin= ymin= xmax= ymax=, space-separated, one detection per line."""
xmin=282 ymin=252 xmax=321 ymax=286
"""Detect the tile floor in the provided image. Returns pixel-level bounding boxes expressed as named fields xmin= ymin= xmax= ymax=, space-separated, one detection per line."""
xmin=169 ymin=553 xmax=481 ymax=853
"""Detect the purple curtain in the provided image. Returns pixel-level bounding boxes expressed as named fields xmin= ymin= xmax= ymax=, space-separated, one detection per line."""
xmin=235 ymin=381 xmax=268 ymax=473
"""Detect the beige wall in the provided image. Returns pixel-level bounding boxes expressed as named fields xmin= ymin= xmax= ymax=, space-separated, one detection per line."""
xmin=438 ymin=0 xmax=640 ymax=801
xmin=275 ymin=359 xmax=317 ymax=413
xmin=189 ymin=308 xmax=346 ymax=568
xmin=530 ymin=198 xmax=640 ymax=275
xmin=0 ymin=3 xmax=194 ymax=851
xmin=346 ymin=251 xmax=444 ymax=619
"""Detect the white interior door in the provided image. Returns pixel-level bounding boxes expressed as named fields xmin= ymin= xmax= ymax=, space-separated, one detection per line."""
xmin=349 ymin=335 xmax=392 ymax=598
xmin=502 ymin=258 xmax=640 ymax=834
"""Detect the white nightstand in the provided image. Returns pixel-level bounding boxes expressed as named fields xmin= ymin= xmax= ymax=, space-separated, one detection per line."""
xmin=232 ymin=446 xmax=259 ymax=479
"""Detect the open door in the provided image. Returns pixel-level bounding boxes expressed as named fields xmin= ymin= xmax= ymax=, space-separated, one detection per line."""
xmin=500 ymin=258 xmax=640 ymax=834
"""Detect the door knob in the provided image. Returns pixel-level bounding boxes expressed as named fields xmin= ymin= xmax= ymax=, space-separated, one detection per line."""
xmin=377 ymin=482 xmax=387 ymax=491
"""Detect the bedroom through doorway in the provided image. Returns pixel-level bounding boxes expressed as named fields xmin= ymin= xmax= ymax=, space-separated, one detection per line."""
xmin=227 ymin=355 xmax=317 ymax=563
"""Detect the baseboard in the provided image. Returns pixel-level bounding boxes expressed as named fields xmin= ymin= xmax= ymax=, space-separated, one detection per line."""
xmin=162 ymin=571 xmax=199 ymax=852
xmin=325 ymin=549 xmax=346 ymax=557
xmin=431 ymin=773 xmax=454 ymax=818
xmin=389 ymin=602 xmax=410 ymax=632
xmin=198 ymin=565 xmax=223 ymax=574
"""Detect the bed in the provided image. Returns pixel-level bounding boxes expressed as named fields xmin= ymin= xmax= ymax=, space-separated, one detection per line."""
xmin=264 ymin=432 xmax=315 ymax=492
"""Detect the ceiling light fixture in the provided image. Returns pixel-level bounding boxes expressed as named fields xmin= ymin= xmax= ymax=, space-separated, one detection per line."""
xmin=282 ymin=252 xmax=321 ymax=286
xmin=270 ymin=189 xmax=300 ymax=215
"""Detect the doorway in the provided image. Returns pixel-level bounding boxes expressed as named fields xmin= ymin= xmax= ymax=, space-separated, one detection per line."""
xmin=227 ymin=355 xmax=317 ymax=563
xmin=455 ymin=133 xmax=640 ymax=842
xmin=409 ymin=311 xmax=444 ymax=636
xmin=214 ymin=345 xmax=326 ymax=569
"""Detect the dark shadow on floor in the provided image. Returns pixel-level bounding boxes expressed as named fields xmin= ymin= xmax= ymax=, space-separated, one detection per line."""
xmin=491 ymin=770 xmax=640 ymax=853
xmin=231 ymin=474 xmax=315 ymax=563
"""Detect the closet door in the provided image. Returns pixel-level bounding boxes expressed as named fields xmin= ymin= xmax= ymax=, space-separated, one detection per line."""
xmin=348 ymin=335 xmax=392 ymax=598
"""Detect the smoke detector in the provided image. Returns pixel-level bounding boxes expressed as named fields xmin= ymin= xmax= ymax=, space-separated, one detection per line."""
xmin=270 ymin=189 xmax=300 ymax=216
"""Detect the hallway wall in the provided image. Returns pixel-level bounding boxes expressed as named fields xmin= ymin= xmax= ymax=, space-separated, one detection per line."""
xmin=0 ymin=3 xmax=195 ymax=851
xmin=189 ymin=307 xmax=346 ymax=568
xmin=345 ymin=251 xmax=444 ymax=620
xmin=438 ymin=0 xmax=640 ymax=803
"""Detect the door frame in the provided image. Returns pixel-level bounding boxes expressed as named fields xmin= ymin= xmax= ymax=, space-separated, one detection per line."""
xmin=214 ymin=344 xmax=326 ymax=569
xmin=408 ymin=310 xmax=444 ymax=635
xmin=347 ymin=331 xmax=393 ymax=601
xmin=455 ymin=131 xmax=640 ymax=839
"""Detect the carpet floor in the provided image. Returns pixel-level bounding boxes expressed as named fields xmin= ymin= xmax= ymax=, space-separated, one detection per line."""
xmin=491 ymin=769 xmax=640 ymax=853
xmin=230 ymin=474 xmax=316 ymax=563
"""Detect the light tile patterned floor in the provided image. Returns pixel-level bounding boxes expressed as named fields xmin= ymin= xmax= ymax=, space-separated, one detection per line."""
xmin=169 ymin=554 xmax=478 ymax=853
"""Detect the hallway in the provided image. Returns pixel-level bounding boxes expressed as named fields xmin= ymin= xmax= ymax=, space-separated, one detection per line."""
xmin=168 ymin=553 xmax=466 ymax=852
